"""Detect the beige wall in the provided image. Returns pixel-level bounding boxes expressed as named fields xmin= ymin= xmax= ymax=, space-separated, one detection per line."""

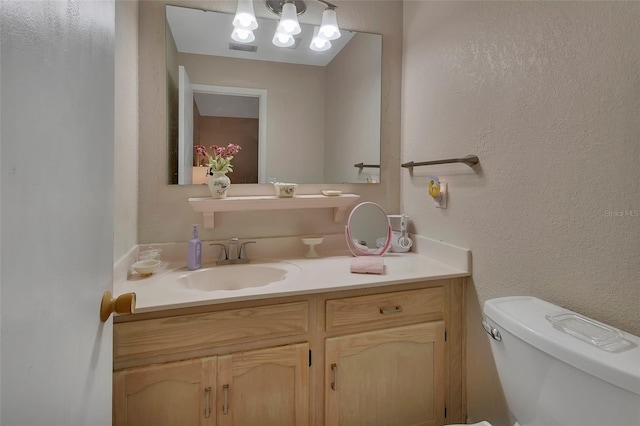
xmin=325 ymin=32 xmax=382 ymax=183
xmin=402 ymin=2 xmax=640 ymax=425
xmin=114 ymin=0 xmax=139 ymax=261
xmin=138 ymin=0 xmax=402 ymax=244
xmin=178 ymin=52 xmax=326 ymax=183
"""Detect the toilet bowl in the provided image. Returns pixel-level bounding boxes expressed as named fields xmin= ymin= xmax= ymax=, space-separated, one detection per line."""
xmin=453 ymin=296 xmax=640 ymax=426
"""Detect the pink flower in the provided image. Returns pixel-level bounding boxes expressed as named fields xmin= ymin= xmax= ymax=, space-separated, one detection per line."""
xmin=227 ymin=143 xmax=241 ymax=156
xmin=195 ymin=143 xmax=242 ymax=173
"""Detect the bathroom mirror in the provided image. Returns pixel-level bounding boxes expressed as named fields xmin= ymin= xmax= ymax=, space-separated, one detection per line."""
xmin=165 ymin=4 xmax=382 ymax=185
xmin=345 ymin=202 xmax=391 ymax=256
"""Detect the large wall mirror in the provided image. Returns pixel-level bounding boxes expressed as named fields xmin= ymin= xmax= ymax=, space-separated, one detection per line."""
xmin=166 ymin=4 xmax=382 ymax=185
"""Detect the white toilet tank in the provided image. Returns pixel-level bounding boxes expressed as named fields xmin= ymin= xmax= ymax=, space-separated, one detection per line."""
xmin=483 ymin=296 xmax=640 ymax=426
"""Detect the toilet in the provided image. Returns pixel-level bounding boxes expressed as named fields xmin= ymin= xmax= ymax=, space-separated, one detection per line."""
xmin=452 ymin=296 xmax=640 ymax=426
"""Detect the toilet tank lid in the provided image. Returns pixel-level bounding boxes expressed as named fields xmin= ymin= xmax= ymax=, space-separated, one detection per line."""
xmin=484 ymin=296 xmax=640 ymax=396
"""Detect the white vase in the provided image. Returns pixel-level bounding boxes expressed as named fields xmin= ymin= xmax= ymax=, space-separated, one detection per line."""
xmin=208 ymin=171 xmax=231 ymax=199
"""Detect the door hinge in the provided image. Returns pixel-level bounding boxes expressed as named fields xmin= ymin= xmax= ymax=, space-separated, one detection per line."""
xmin=444 ymin=329 xmax=448 ymax=342
xmin=309 ymin=349 xmax=312 ymax=367
xmin=444 ymin=405 xmax=447 ymax=418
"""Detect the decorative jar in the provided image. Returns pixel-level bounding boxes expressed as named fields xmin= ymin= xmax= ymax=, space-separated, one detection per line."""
xmin=208 ymin=172 xmax=231 ymax=199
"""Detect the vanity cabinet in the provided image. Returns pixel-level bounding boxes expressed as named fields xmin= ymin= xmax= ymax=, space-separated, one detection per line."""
xmin=325 ymin=322 xmax=445 ymax=426
xmin=113 ymin=278 xmax=466 ymax=426
xmin=322 ymin=287 xmax=448 ymax=426
xmin=216 ymin=343 xmax=309 ymax=426
xmin=113 ymin=301 xmax=310 ymax=426
xmin=113 ymin=357 xmax=216 ymax=426
xmin=114 ymin=343 xmax=309 ymax=426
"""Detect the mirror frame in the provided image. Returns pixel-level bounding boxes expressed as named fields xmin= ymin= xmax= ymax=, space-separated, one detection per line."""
xmin=345 ymin=202 xmax=391 ymax=256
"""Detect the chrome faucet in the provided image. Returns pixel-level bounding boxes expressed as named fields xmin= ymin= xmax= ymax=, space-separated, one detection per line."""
xmin=210 ymin=238 xmax=256 ymax=265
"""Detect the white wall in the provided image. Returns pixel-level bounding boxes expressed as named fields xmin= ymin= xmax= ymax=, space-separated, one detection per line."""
xmin=114 ymin=0 xmax=139 ymax=262
xmin=402 ymin=2 xmax=640 ymax=425
xmin=1 ymin=1 xmax=115 ymax=424
xmin=138 ymin=0 xmax=402 ymax=244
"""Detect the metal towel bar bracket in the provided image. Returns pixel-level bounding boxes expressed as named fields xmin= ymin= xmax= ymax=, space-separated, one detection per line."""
xmin=401 ymin=155 xmax=479 ymax=168
xmin=354 ymin=162 xmax=381 ymax=169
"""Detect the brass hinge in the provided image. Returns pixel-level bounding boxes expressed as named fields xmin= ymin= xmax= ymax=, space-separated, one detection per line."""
xmin=309 ymin=349 xmax=312 ymax=367
xmin=444 ymin=405 xmax=447 ymax=418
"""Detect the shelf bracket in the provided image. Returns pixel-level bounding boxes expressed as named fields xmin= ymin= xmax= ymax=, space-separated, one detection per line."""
xmin=203 ymin=212 xmax=215 ymax=229
xmin=333 ymin=206 xmax=348 ymax=223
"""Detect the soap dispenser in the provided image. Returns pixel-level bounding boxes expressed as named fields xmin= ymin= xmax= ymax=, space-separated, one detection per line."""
xmin=187 ymin=224 xmax=202 ymax=270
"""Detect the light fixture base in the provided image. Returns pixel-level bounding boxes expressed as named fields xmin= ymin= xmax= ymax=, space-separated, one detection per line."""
xmin=266 ymin=0 xmax=306 ymax=16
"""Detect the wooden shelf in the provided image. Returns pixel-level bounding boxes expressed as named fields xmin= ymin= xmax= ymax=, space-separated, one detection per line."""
xmin=188 ymin=194 xmax=361 ymax=229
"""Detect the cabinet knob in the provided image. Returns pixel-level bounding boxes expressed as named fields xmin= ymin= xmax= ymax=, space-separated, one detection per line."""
xmin=100 ymin=291 xmax=136 ymax=322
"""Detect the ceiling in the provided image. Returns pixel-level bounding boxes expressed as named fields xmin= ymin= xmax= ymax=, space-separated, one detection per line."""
xmin=166 ymin=4 xmax=355 ymax=67
xmin=193 ymin=93 xmax=259 ymax=119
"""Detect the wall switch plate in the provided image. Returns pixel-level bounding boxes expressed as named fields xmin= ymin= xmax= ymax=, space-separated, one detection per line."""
xmin=434 ymin=182 xmax=447 ymax=209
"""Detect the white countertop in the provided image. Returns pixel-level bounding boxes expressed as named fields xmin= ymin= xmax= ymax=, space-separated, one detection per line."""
xmin=115 ymin=253 xmax=469 ymax=315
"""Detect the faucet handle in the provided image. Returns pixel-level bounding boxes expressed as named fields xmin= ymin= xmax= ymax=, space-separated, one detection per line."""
xmin=239 ymin=241 xmax=256 ymax=260
xmin=210 ymin=243 xmax=228 ymax=261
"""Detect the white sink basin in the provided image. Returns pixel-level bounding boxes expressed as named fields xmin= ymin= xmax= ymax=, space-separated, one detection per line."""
xmin=178 ymin=262 xmax=301 ymax=291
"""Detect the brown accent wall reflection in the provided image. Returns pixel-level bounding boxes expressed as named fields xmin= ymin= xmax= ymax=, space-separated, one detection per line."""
xmin=194 ymin=108 xmax=259 ymax=184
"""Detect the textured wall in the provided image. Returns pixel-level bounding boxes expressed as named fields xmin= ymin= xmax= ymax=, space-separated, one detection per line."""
xmin=114 ymin=0 xmax=139 ymax=261
xmin=138 ymin=0 xmax=402 ymax=244
xmin=402 ymin=2 xmax=640 ymax=424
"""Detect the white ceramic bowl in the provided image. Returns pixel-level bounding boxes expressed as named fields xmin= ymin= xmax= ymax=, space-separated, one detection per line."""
xmin=274 ymin=182 xmax=298 ymax=198
xmin=132 ymin=259 xmax=161 ymax=276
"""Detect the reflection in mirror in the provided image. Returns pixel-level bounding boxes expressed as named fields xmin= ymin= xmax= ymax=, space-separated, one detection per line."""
xmin=188 ymin=84 xmax=266 ymax=185
xmin=165 ymin=5 xmax=382 ymax=185
xmin=346 ymin=202 xmax=391 ymax=256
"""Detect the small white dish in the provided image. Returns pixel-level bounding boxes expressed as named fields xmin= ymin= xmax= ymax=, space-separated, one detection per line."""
xmin=132 ymin=259 xmax=161 ymax=276
xmin=301 ymin=235 xmax=324 ymax=258
xmin=322 ymin=190 xmax=342 ymax=196
xmin=274 ymin=182 xmax=298 ymax=198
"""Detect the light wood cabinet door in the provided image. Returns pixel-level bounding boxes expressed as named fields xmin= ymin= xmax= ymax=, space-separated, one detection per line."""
xmin=113 ymin=357 xmax=216 ymax=426
xmin=325 ymin=322 xmax=445 ymax=426
xmin=217 ymin=343 xmax=310 ymax=426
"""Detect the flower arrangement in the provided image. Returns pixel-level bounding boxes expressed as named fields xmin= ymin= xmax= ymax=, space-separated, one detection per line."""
xmin=194 ymin=143 xmax=242 ymax=174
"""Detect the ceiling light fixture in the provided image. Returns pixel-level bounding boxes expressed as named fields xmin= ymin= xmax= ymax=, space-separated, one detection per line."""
xmin=318 ymin=6 xmax=340 ymax=40
xmin=232 ymin=0 xmax=258 ymax=44
xmin=272 ymin=31 xmax=295 ymax=47
xmin=231 ymin=28 xmax=256 ymax=43
xmin=309 ymin=26 xmax=331 ymax=52
xmin=265 ymin=0 xmax=341 ymax=50
xmin=276 ymin=0 xmax=302 ymax=36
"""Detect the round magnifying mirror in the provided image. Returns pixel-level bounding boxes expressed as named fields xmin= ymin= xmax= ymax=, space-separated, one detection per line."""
xmin=345 ymin=202 xmax=392 ymax=256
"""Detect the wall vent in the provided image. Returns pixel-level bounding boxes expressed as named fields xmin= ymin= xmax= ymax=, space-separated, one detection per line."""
xmin=228 ymin=43 xmax=258 ymax=52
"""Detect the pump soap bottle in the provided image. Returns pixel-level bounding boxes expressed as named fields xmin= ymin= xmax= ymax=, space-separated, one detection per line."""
xmin=187 ymin=224 xmax=202 ymax=270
